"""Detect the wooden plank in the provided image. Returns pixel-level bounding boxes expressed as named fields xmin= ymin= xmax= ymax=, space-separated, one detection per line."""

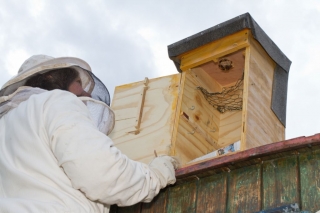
xmin=255 ymin=203 xmax=303 ymax=213
xmin=179 ymin=29 xmax=250 ymax=71
xmin=240 ymin=46 xmax=250 ymax=151
xmin=176 ymin=134 xmax=320 ymax=179
xmin=109 ymin=74 xmax=181 ymax=164
xmin=299 ymin=148 xmax=320 ymax=212
xmin=116 ymin=203 xmax=141 ymax=213
xmin=196 ymin=172 xmax=228 ymax=213
xmin=141 ymin=188 xmax=168 ymax=213
xmin=245 ymin=36 xmax=284 ymax=150
xmin=218 ymin=111 xmax=242 ymax=148
xmin=262 ymin=155 xmax=299 ymax=210
xmin=174 ymin=70 xmax=221 ymax=165
xmin=167 ymin=181 xmax=197 ymax=213
xmin=190 ymin=67 xmax=223 ymax=93
xmin=227 ymin=164 xmax=261 ymax=212
xmin=191 ymin=61 xmax=243 ymax=149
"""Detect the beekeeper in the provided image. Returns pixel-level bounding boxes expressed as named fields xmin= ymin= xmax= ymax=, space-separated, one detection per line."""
xmin=0 ymin=55 xmax=178 ymax=212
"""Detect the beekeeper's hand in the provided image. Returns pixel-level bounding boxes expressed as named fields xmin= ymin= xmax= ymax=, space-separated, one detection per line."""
xmin=148 ymin=156 xmax=180 ymax=189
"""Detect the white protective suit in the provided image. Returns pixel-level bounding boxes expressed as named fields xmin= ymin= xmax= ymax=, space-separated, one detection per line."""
xmin=0 ymin=55 xmax=177 ymax=213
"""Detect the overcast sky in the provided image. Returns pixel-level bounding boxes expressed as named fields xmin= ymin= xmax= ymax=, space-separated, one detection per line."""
xmin=1 ymin=0 xmax=320 ymax=140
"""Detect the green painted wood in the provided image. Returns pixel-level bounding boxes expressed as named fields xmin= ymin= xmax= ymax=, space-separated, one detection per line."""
xmin=299 ymin=148 xmax=320 ymax=212
xmin=227 ymin=164 xmax=261 ymax=213
xmin=141 ymin=188 xmax=168 ymax=213
xmin=167 ymin=181 xmax=197 ymax=213
xmin=262 ymin=155 xmax=299 ymax=210
xmin=196 ymin=172 xmax=227 ymax=213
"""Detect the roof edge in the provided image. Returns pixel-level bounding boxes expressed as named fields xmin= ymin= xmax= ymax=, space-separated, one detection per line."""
xmin=168 ymin=13 xmax=291 ymax=73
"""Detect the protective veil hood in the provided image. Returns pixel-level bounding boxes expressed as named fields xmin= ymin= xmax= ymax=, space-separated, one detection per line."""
xmin=0 ymin=55 xmax=114 ymax=135
xmin=0 ymin=55 xmax=110 ymax=106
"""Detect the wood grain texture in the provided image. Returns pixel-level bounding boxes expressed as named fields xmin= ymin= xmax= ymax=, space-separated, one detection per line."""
xmin=227 ymin=164 xmax=261 ymax=213
xmin=245 ymin=37 xmax=285 ymax=149
xmin=167 ymin=181 xmax=197 ymax=213
xmin=218 ymin=111 xmax=242 ymax=147
xmin=111 ymin=135 xmax=320 ymax=213
xmin=299 ymin=148 xmax=320 ymax=212
xmin=196 ymin=172 xmax=227 ymax=213
xmin=262 ymin=155 xmax=299 ymax=210
xmin=240 ymin=47 xmax=250 ymax=151
xmin=175 ymin=69 xmax=244 ymax=165
xmin=195 ymin=49 xmax=246 ymax=88
xmin=175 ymin=71 xmax=220 ymax=164
xmin=141 ymin=188 xmax=168 ymax=213
xmin=109 ymin=74 xmax=181 ymax=164
xmin=179 ymin=29 xmax=249 ymax=71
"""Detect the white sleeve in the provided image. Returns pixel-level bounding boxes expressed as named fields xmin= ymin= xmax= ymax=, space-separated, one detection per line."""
xmin=43 ymin=91 xmax=163 ymax=206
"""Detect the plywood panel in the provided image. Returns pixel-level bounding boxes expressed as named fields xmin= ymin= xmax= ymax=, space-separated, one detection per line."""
xmin=227 ymin=164 xmax=261 ymax=213
xmin=299 ymin=149 xmax=320 ymax=212
xmin=197 ymin=172 xmax=228 ymax=213
xmin=262 ymin=156 xmax=299 ymax=210
xmin=109 ymin=74 xmax=181 ymax=164
xmin=167 ymin=181 xmax=197 ymax=213
xmin=245 ymin=37 xmax=284 ymax=149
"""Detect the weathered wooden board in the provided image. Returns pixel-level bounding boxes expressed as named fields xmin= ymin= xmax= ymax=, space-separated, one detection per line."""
xmin=299 ymin=148 xmax=320 ymax=212
xmin=244 ymin=37 xmax=285 ymax=150
xmin=196 ymin=172 xmax=227 ymax=213
xmin=167 ymin=181 xmax=197 ymax=213
xmin=141 ymin=189 xmax=168 ymax=213
xmin=111 ymin=135 xmax=320 ymax=212
xmin=227 ymin=164 xmax=261 ymax=213
xmin=262 ymin=155 xmax=299 ymax=209
xmin=109 ymin=74 xmax=181 ymax=164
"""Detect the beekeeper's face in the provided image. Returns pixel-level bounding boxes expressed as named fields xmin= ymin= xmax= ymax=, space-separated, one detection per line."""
xmin=68 ymin=76 xmax=91 ymax=97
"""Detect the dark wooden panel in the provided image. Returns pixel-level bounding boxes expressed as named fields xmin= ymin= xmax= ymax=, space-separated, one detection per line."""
xmin=196 ymin=172 xmax=228 ymax=213
xmin=299 ymin=148 xmax=320 ymax=212
xmin=262 ymin=155 xmax=299 ymax=209
xmin=141 ymin=188 xmax=168 ymax=213
xmin=117 ymin=203 xmax=141 ymax=213
xmin=255 ymin=203 xmax=303 ymax=213
xmin=109 ymin=205 xmax=118 ymax=213
xmin=227 ymin=164 xmax=261 ymax=213
xmin=167 ymin=181 xmax=197 ymax=213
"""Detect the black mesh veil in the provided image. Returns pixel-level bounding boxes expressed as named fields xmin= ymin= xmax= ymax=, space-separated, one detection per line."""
xmin=88 ymin=72 xmax=110 ymax=106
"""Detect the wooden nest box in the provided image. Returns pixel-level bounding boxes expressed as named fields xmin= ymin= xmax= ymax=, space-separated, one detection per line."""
xmin=109 ymin=13 xmax=291 ymax=167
